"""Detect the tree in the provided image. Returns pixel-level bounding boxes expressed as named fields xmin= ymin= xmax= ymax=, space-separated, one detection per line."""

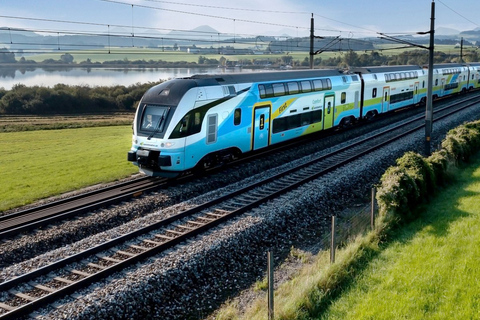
xmin=60 ymin=53 xmax=74 ymax=64
xmin=0 ymin=48 xmax=16 ymax=63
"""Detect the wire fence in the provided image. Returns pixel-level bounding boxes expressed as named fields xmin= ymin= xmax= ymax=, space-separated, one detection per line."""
xmin=266 ymin=187 xmax=377 ymax=319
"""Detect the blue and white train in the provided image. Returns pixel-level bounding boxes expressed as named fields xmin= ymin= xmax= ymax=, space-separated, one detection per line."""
xmin=127 ymin=63 xmax=480 ymax=177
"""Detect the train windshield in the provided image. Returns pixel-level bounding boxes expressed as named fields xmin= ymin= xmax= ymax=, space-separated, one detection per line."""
xmin=140 ymin=105 xmax=170 ymax=134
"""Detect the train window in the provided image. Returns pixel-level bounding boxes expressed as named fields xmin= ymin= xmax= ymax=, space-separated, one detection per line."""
xmin=322 ymin=79 xmax=332 ymax=90
xmin=301 ymin=112 xmax=311 ymax=125
xmin=288 ymin=114 xmax=301 ymax=129
xmin=300 ymin=81 xmax=312 ymax=92
xmin=312 ymin=110 xmax=322 ymax=123
xmin=273 ymin=83 xmax=286 ymax=96
xmin=313 ymin=80 xmax=323 ymax=91
xmin=423 ymin=81 xmax=426 ymax=88
xmin=351 ymin=75 xmax=359 ymax=82
xmin=272 ymin=110 xmax=322 ymax=134
xmin=287 ymin=82 xmax=299 ymax=94
xmin=272 ymin=117 xmax=287 ymax=133
xmin=372 ymin=88 xmax=377 ymax=98
xmin=373 ymin=74 xmax=378 ymax=80
xmin=435 ymin=79 xmax=438 ymax=86
xmin=341 ymin=92 xmax=346 ymax=104
xmin=259 ymin=84 xmax=274 ymax=99
xmin=234 ymin=108 xmax=241 ymax=126
xmin=169 ymin=104 xmax=210 ymax=139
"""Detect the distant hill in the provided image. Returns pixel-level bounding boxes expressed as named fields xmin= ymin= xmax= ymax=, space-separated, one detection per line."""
xmin=1 ymin=24 xmax=479 ymax=54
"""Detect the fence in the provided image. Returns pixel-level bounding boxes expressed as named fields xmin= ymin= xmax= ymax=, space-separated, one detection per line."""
xmin=265 ymin=187 xmax=377 ymax=319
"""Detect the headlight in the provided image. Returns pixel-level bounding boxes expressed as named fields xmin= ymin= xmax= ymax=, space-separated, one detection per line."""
xmin=161 ymin=142 xmax=175 ymax=148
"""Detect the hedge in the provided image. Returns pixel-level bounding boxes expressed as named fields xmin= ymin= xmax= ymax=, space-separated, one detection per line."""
xmin=376 ymin=120 xmax=480 ymax=224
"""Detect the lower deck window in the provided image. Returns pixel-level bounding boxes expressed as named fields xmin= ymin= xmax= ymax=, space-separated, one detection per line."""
xmin=273 ymin=110 xmax=322 ymax=133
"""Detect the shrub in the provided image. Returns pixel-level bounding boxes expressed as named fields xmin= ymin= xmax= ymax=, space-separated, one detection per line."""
xmin=427 ymin=149 xmax=450 ymax=186
xmin=396 ymin=151 xmax=436 ymax=198
xmin=376 ymin=165 xmax=419 ymax=223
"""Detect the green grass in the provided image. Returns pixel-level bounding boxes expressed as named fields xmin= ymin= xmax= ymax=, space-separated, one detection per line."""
xmin=321 ymin=153 xmax=480 ymax=320
xmin=0 ymin=126 xmax=138 ymax=211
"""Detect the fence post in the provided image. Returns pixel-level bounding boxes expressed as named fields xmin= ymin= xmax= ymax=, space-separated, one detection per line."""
xmin=268 ymin=251 xmax=274 ymax=320
xmin=371 ymin=187 xmax=376 ymax=230
xmin=330 ymin=216 xmax=336 ymax=264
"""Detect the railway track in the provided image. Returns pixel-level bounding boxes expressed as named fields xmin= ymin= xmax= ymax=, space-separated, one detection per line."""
xmin=0 ymin=176 xmax=169 ymax=239
xmin=2 ymin=91 xmax=479 ymax=242
xmin=0 ymin=94 xmax=479 ymax=319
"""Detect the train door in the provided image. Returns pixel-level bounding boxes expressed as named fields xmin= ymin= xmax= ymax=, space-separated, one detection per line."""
xmin=252 ymin=106 xmax=270 ymax=150
xmin=382 ymin=87 xmax=390 ymax=112
xmin=441 ymin=78 xmax=446 ymax=96
xmin=323 ymin=95 xmax=335 ymax=130
xmin=414 ymin=82 xmax=419 ymax=104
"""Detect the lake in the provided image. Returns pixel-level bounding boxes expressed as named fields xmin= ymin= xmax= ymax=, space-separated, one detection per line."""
xmin=0 ymin=66 xmax=259 ymax=90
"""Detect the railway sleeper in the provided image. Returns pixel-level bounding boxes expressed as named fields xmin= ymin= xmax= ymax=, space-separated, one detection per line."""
xmin=197 ymin=216 xmax=215 ymax=222
xmin=53 ymin=276 xmax=74 ymax=285
xmin=154 ymin=233 xmax=175 ymax=241
xmin=164 ymin=229 xmax=185 ymax=236
xmin=143 ymin=239 xmax=162 ymax=246
xmin=29 ymin=282 xmax=56 ymax=293
xmin=186 ymin=220 xmax=205 ymax=226
xmin=11 ymin=291 xmax=36 ymax=302
xmin=87 ymin=262 xmax=107 ymax=270
xmin=129 ymin=244 xmax=149 ymax=251
xmin=173 ymin=224 xmax=195 ymax=230
xmin=116 ymin=250 xmax=137 ymax=258
xmin=205 ymin=212 xmax=224 ymax=218
xmin=70 ymin=269 xmax=92 ymax=277
xmin=0 ymin=302 xmax=15 ymax=311
xmin=96 ymin=255 xmax=122 ymax=264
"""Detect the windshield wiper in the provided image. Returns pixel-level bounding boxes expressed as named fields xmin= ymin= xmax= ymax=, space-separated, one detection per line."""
xmin=147 ymin=113 xmax=165 ymax=140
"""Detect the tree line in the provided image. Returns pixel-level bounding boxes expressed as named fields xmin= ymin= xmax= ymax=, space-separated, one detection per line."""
xmin=0 ymin=48 xmax=477 ymax=115
xmin=0 ymin=82 xmax=157 ymax=115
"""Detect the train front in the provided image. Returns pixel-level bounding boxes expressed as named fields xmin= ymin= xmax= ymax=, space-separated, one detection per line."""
xmin=127 ymin=79 xmax=196 ymax=177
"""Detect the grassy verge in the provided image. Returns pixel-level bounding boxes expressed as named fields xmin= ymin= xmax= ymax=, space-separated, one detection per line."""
xmin=322 ymin=153 xmax=480 ymax=319
xmin=215 ymin=153 xmax=480 ymax=320
xmin=0 ymin=126 xmax=138 ymax=211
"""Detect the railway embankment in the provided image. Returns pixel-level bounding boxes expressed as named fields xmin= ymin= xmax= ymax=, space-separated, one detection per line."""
xmin=214 ymin=120 xmax=480 ymax=319
xmin=18 ymin=103 xmax=479 ymax=319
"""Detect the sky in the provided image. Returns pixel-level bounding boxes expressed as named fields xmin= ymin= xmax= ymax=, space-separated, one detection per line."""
xmin=1 ymin=0 xmax=480 ymax=40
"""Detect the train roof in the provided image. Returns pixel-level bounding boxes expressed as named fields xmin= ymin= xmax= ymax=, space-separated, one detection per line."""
xmin=351 ymin=65 xmax=422 ymax=74
xmin=183 ymin=69 xmax=346 ymax=86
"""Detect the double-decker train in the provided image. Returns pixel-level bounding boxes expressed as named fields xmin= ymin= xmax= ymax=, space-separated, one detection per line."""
xmin=127 ymin=62 xmax=480 ymax=177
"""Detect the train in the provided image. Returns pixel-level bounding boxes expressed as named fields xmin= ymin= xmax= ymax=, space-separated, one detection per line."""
xmin=127 ymin=62 xmax=480 ymax=177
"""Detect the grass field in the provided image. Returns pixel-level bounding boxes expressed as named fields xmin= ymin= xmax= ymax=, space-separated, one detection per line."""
xmin=26 ymin=48 xmax=317 ymax=64
xmin=320 ymin=153 xmax=480 ymax=319
xmin=0 ymin=125 xmax=138 ymax=212
xmin=24 ymin=44 xmax=473 ymax=65
xmin=0 ymin=113 xmax=135 ymax=132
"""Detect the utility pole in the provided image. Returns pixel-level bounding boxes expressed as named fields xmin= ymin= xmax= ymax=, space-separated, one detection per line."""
xmin=309 ymin=13 xmax=314 ymax=69
xmin=460 ymin=37 xmax=464 ymax=63
xmin=425 ymin=0 xmax=435 ymax=156
xmin=378 ymin=1 xmax=435 ymax=155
